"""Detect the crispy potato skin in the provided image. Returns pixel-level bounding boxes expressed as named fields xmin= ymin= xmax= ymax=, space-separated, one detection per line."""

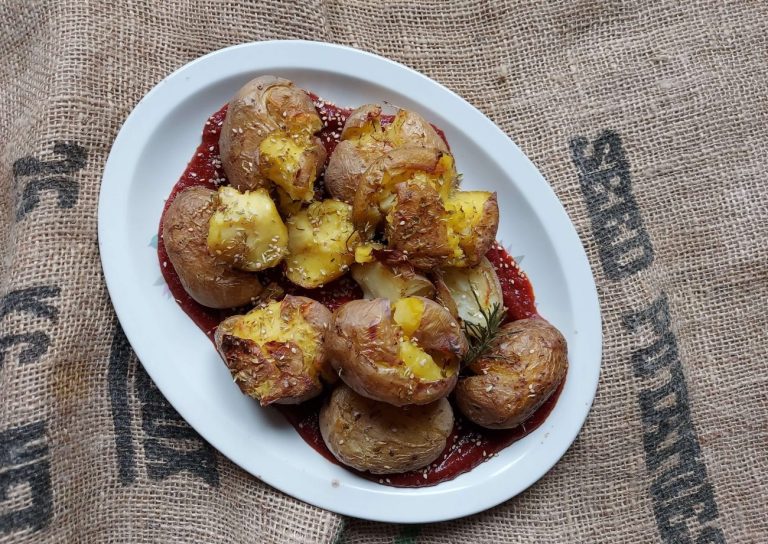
xmin=351 ymin=146 xmax=448 ymax=236
xmin=325 ymin=105 xmax=386 ymax=203
xmin=325 ymin=298 xmax=467 ymax=406
xmin=387 ymin=186 xmax=499 ymax=270
xmin=161 ymin=187 xmax=262 ymax=308
xmin=320 ymin=384 xmax=453 ymax=474
xmin=394 ymin=111 xmax=449 ymax=153
xmin=326 ymin=105 xmax=448 ymax=204
xmin=455 ymin=317 xmax=568 ymax=429
xmin=219 ymin=75 xmax=326 ymax=196
xmin=215 ymin=295 xmax=334 ymax=405
xmin=454 ymin=192 xmax=499 ymax=267
xmin=324 ymin=139 xmax=379 ymax=204
xmin=386 ymin=180 xmax=453 ymax=269
xmin=339 ymin=104 xmax=382 ymax=140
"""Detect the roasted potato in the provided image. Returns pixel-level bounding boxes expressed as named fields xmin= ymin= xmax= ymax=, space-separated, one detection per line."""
xmin=443 ymin=191 xmax=499 ymax=267
xmin=284 ymin=199 xmax=360 ymax=288
xmin=215 ymin=295 xmax=334 ymax=405
xmin=326 ymin=105 xmax=449 ymax=204
xmin=384 ymin=178 xmax=453 ymax=269
xmin=162 ymin=186 xmax=262 ymax=308
xmin=206 ymin=186 xmax=288 ymax=272
xmin=326 ymin=297 xmax=467 ymax=406
xmin=320 ymin=383 xmax=453 ymax=474
xmin=433 ymin=257 xmax=503 ymax=327
xmin=351 ymin=146 xmax=456 ymax=237
xmin=386 ymin=183 xmax=499 ymax=269
xmin=351 ymin=260 xmax=434 ymax=303
xmin=219 ymin=75 xmax=326 ymax=201
xmin=455 ymin=317 xmax=567 ymax=429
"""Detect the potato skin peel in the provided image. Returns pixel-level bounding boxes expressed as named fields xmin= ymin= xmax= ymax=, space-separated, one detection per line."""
xmin=162 ymin=186 xmax=263 ymax=309
xmin=455 ymin=317 xmax=568 ymax=429
xmin=320 ymin=384 xmax=454 ymax=474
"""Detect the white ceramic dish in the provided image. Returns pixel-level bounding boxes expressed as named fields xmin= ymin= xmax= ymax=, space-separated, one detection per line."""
xmin=98 ymin=40 xmax=601 ymax=523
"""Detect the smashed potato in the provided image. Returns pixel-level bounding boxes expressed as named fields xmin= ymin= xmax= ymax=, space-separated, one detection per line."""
xmin=162 ymin=186 xmax=262 ymax=308
xmin=443 ymin=191 xmax=500 ymax=267
xmin=320 ymin=383 xmax=453 ymax=474
xmin=206 ymin=186 xmax=288 ymax=272
xmin=433 ymin=257 xmax=503 ymax=327
xmin=351 ymin=260 xmax=434 ymax=303
xmin=455 ymin=317 xmax=567 ymax=429
xmin=351 ymin=146 xmax=456 ymax=237
xmin=326 ymin=105 xmax=449 ymax=204
xmin=326 ymin=297 xmax=467 ymax=406
xmin=339 ymin=136 xmax=496 ymax=269
xmin=215 ymin=295 xmax=334 ymax=405
xmin=386 ymin=183 xmax=499 ymax=269
xmin=285 ymin=199 xmax=360 ymax=288
xmin=219 ymin=75 xmax=326 ymax=201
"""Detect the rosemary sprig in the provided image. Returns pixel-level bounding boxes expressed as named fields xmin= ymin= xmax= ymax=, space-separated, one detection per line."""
xmin=461 ymin=288 xmax=506 ymax=365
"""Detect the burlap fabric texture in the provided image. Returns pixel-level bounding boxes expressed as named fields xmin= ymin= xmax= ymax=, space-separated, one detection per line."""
xmin=1 ymin=1 xmax=766 ymax=543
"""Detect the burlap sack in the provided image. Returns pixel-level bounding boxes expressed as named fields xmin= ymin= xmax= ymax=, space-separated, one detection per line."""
xmin=1 ymin=1 xmax=765 ymax=542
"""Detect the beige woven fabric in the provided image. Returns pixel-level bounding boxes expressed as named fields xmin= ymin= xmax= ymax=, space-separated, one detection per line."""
xmin=1 ymin=1 xmax=766 ymax=542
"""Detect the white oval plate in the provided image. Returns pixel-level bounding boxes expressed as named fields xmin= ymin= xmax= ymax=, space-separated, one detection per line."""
xmin=99 ymin=40 xmax=601 ymax=523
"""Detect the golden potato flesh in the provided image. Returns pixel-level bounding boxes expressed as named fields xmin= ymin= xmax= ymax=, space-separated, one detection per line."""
xmin=455 ymin=317 xmax=568 ymax=429
xmin=206 ymin=186 xmax=288 ymax=272
xmin=219 ymin=75 xmax=326 ymax=201
xmin=320 ymin=383 xmax=453 ymax=474
xmin=338 ymin=104 xmax=383 ymax=141
xmin=433 ymin=257 xmax=503 ymax=327
xmin=161 ymin=186 xmax=262 ymax=309
xmin=443 ymin=191 xmax=499 ymax=267
xmin=326 ymin=105 xmax=449 ymax=204
xmin=325 ymin=297 xmax=467 ymax=406
xmin=352 ymin=241 xmax=385 ymax=264
xmin=214 ymin=295 xmax=334 ymax=406
xmin=351 ymin=261 xmax=434 ymax=303
xmin=386 ymin=182 xmax=499 ymax=269
xmin=285 ymin=199 xmax=359 ymax=288
xmin=258 ymin=129 xmax=326 ymax=201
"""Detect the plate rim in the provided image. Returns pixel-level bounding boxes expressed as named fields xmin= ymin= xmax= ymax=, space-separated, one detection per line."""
xmin=98 ymin=39 xmax=602 ymax=523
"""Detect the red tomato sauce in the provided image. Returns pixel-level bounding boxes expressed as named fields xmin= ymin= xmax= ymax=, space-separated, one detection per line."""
xmin=157 ymin=97 xmax=562 ymax=488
